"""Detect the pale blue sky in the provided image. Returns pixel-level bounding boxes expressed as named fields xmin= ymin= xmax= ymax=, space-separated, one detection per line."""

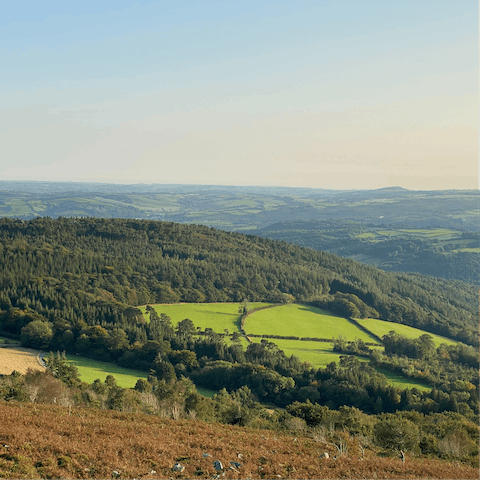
xmin=1 ymin=1 xmax=477 ymax=189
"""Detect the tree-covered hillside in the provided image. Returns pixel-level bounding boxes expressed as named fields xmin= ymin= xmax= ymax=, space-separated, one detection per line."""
xmin=249 ymin=219 xmax=480 ymax=285
xmin=0 ymin=217 xmax=476 ymax=346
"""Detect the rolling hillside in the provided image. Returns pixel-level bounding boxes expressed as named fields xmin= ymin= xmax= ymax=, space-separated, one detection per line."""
xmin=0 ymin=217 xmax=476 ymax=349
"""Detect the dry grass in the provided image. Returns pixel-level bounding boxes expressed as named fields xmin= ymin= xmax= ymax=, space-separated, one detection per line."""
xmin=0 ymin=347 xmax=45 ymax=375
xmin=0 ymin=402 xmax=477 ymax=479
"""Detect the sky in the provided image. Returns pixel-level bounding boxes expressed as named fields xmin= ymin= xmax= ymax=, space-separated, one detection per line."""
xmin=0 ymin=0 xmax=478 ymax=190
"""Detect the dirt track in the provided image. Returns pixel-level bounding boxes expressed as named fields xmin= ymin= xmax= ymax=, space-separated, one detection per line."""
xmin=0 ymin=346 xmax=45 ymax=375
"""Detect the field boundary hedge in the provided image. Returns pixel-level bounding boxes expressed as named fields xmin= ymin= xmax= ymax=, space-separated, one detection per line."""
xmin=240 ymin=304 xmax=281 ymax=341
xmin=245 ymin=333 xmax=381 ymax=346
xmin=347 ymin=316 xmax=383 ymax=343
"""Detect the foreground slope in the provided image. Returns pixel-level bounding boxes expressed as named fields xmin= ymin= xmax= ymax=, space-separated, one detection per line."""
xmin=0 ymin=401 xmax=477 ymax=480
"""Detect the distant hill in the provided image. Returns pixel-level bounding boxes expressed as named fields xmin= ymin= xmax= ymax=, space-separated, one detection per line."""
xmin=0 ymin=181 xmax=478 ymax=232
xmin=249 ymin=219 xmax=480 ymax=285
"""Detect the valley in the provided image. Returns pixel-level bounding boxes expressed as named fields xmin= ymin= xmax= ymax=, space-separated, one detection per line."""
xmin=0 ymin=216 xmax=477 ymax=476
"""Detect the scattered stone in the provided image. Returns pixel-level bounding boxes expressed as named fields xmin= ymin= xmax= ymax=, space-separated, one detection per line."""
xmin=172 ymin=463 xmax=185 ymax=472
xmin=203 ymin=453 xmax=212 ymax=458
xmin=230 ymin=461 xmax=241 ymax=468
xmin=150 ymin=470 xmax=156 ymax=474
xmin=237 ymin=454 xmax=243 ymax=459
xmin=112 ymin=471 xmax=120 ymax=478
xmin=319 ymin=452 xmax=329 ymax=459
xmin=228 ymin=466 xmax=239 ymax=473
xmin=213 ymin=460 xmax=223 ymax=471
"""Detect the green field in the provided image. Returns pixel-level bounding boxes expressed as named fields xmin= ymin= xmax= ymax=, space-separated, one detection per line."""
xmin=196 ymin=387 xmax=217 ymax=398
xmin=375 ymin=368 xmax=431 ymax=392
xmin=250 ymin=337 xmax=342 ymax=367
xmin=65 ymin=355 xmax=220 ymax=396
xmin=245 ymin=304 xmax=377 ymax=342
xmin=356 ymin=232 xmax=376 ymax=239
xmin=356 ymin=318 xmax=457 ymax=347
xmin=251 ymin=337 xmax=431 ymax=391
xmin=65 ymin=355 xmax=148 ymax=388
xmin=454 ymin=247 xmax=480 ymax=253
xmin=140 ymin=302 xmax=272 ymax=333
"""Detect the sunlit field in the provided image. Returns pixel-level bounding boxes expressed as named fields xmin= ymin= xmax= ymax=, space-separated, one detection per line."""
xmin=139 ymin=302 xmax=271 ymax=333
xmin=245 ymin=304 xmax=377 ymax=342
xmin=356 ymin=318 xmax=457 ymax=347
xmin=65 ymin=355 xmax=148 ymax=388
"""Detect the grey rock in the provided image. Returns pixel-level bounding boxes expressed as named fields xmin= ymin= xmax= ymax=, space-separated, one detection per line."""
xmin=213 ymin=460 xmax=223 ymax=471
xmin=172 ymin=463 xmax=185 ymax=472
xmin=230 ymin=461 xmax=241 ymax=468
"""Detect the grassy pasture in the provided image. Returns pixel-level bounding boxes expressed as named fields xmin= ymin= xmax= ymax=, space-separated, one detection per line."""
xmin=65 ymin=355 xmax=220 ymax=397
xmin=356 ymin=228 xmax=463 ymax=241
xmin=5 ymin=200 xmax=32 ymax=215
xmin=250 ymin=337 xmax=341 ymax=367
xmin=356 ymin=232 xmax=376 ymax=239
xmin=140 ymin=302 xmax=271 ymax=333
xmin=454 ymin=247 xmax=480 ymax=253
xmin=375 ymin=367 xmax=431 ymax=392
xmin=65 ymin=355 xmax=148 ymax=388
xmin=356 ymin=318 xmax=457 ymax=347
xmin=196 ymin=386 xmax=217 ymax=398
xmin=251 ymin=337 xmax=431 ymax=391
xmin=245 ymin=304 xmax=377 ymax=342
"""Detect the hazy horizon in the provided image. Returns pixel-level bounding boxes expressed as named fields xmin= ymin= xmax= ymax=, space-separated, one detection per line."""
xmin=1 ymin=1 xmax=478 ymax=190
xmin=2 ymin=178 xmax=479 ymax=192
